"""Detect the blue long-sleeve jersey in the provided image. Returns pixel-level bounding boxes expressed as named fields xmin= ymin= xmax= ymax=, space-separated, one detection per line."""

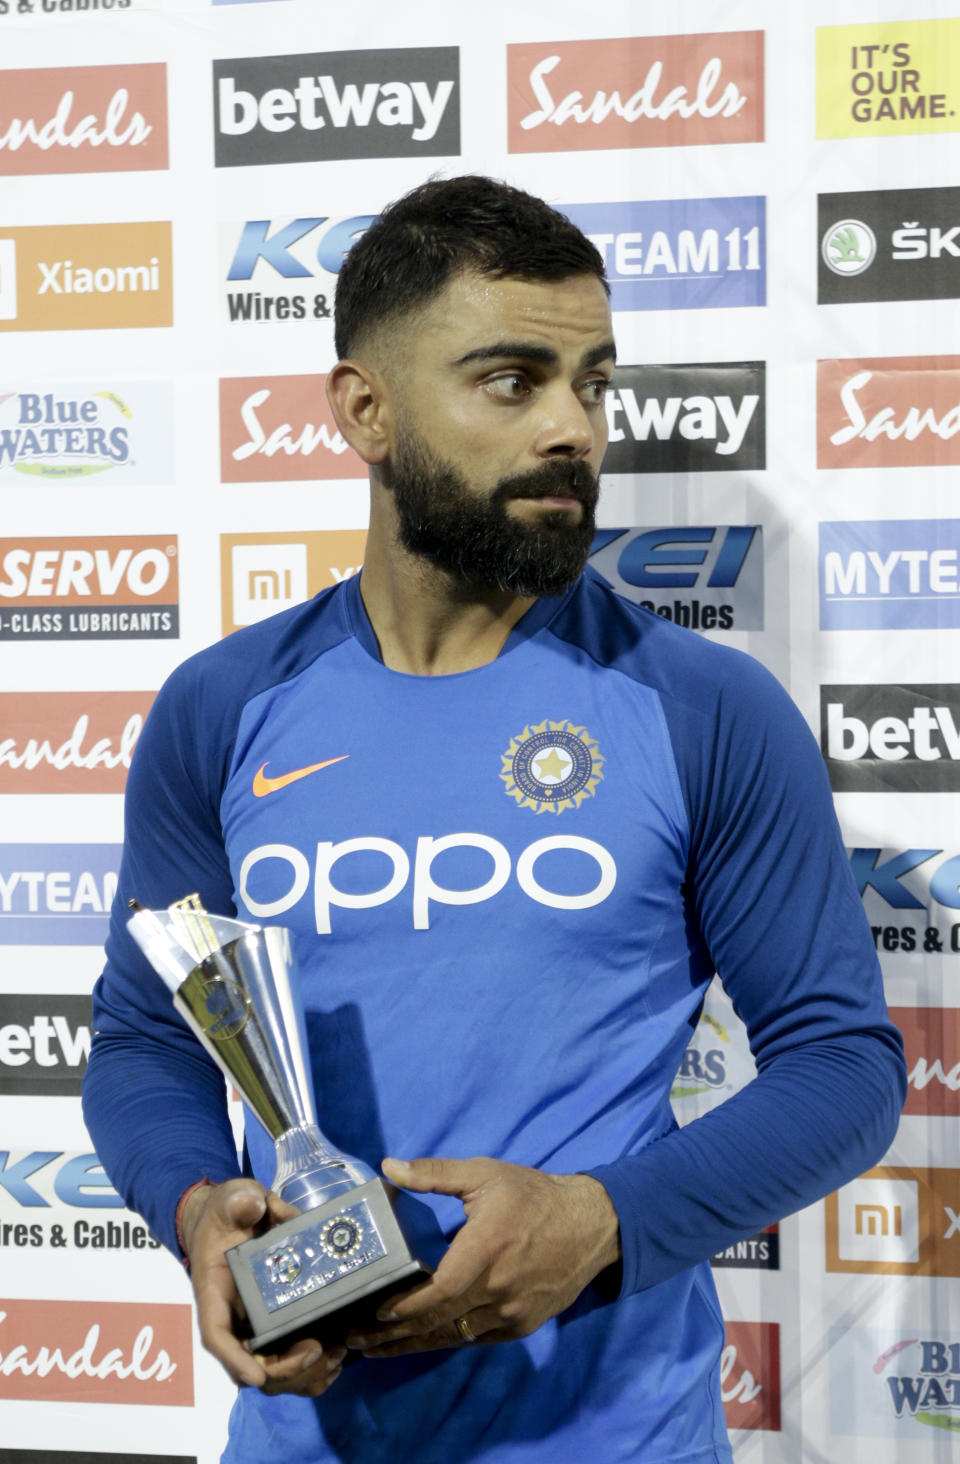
xmin=83 ymin=571 xmax=905 ymax=1464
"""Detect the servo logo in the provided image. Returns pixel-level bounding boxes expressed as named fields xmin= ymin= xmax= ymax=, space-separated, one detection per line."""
xmin=0 ymin=536 xmax=179 ymax=641
xmin=212 ymin=48 xmax=460 ymax=167
xmin=821 ymin=685 xmax=960 ymax=792
xmin=713 ymin=1224 xmax=779 ymax=1271
xmin=500 ymin=721 xmax=603 ymax=815
xmin=818 ymin=186 xmax=960 ymax=304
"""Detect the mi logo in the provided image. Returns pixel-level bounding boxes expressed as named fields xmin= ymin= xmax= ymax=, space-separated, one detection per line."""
xmin=0 ymin=240 xmax=17 ymax=321
xmin=837 ymin=1178 xmax=920 ymax=1264
xmin=232 ymin=544 xmax=307 ymax=626
xmin=220 ymin=530 xmax=367 ymax=636
xmin=855 ymin=1202 xmax=902 ymax=1238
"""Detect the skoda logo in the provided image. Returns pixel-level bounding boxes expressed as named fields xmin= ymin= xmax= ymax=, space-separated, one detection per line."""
xmin=822 ymin=219 xmax=877 ymax=277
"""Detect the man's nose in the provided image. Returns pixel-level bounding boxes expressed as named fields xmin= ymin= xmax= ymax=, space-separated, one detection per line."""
xmin=532 ymin=386 xmax=596 ymax=457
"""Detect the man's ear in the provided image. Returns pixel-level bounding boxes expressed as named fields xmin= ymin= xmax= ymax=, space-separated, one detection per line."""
xmin=325 ymin=360 xmax=391 ymax=466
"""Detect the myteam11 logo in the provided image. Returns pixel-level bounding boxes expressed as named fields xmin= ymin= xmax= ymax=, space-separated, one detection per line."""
xmin=560 ymin=198 xmax=764 ymax=312
xmin=820 ymin=519 xmax=960 ymax=629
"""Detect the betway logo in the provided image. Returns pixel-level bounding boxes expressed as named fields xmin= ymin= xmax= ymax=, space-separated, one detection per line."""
xmin=218 ymin=76 xmax=452 ymax=142
xmin=239 ymin=833 xmax=617 ymax=934
xmin=603 ymin=362 xmax=765 ymax=473
xmin=822 ymin=685 xmax=960 ymax=791
xmin=213 ymin=49 xmax=460 ymax=167
xmin=0 ymin=994 xmax=91 ymax=1095
xmin=607 ymin=388 xmax=757 ymax=453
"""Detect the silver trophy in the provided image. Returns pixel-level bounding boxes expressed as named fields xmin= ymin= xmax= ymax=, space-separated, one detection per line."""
xmin=127 ymin=895 xmax=431 ymax=1353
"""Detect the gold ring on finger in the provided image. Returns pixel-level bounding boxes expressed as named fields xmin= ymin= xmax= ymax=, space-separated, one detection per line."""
xmin=455 ymin=1315 xmax=477 ymax=1344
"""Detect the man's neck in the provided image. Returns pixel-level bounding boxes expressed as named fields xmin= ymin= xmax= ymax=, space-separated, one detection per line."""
xmin=356 ymin=532 xmax=537 ymax=676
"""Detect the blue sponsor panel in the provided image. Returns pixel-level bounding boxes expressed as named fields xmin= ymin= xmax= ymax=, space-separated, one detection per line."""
xmin=0 ymin=844 xmax=119 ymax=944
xmin=560 ymin=197 xmax=766 ymax=311
xmin=588 ymin=526 xmax=763 ymax=630
xmin=820 ymin=518 xmax=960 ymax=629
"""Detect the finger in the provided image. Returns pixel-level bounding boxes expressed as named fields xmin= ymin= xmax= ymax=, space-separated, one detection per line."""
xmin=356 ymin=1308 xmax=504 ymax=1358
xmin=382 ymin=1155 xmax=496 ymax=1198
xmin=374 ymin=1218 xmax=493 ymax=1324
xmin=259 ymin=1341 xmax=348 ymax=1397
xmin=193 ymin=1276 xmax=267 ymax=1388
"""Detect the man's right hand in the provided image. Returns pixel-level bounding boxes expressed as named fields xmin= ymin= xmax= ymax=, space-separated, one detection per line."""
xmin=180 ymin=1178 xmax=347 ymax=1396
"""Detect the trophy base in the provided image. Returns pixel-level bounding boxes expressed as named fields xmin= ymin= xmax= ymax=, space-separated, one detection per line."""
xmin=227 ymin=1177 xmax=430 ymax=1354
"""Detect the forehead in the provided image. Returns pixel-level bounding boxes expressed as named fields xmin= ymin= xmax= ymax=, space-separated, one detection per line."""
xmin=412 ymin=270 xmax=614 ymax=366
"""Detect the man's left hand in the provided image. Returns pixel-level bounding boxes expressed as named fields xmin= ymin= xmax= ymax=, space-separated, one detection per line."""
xmin=345 ymin=1156 xmax=621 ymax=1357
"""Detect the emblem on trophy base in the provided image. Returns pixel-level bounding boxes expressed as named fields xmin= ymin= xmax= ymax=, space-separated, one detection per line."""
xmin=128 ymin=895 xmax=432 ymax=1352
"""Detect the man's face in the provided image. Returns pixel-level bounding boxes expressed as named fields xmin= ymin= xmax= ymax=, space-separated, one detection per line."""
xmin=383 ymin=270 xmax=615 ymax=597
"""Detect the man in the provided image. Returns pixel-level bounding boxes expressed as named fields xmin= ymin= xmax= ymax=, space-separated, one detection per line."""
xmin=83 ymin=176 xmax=905 ymax=1463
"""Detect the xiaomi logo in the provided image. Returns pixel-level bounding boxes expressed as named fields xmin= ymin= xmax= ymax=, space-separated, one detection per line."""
xmin=0 ymin=222 xmax=172 ymax=332
xmin=826 ymin=1166 xmax=960 ymax=1274
xmin=220 ymin=530 xmax=366 ymax=634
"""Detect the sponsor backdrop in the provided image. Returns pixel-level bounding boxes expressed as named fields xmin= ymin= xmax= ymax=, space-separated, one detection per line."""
xmin=0 ymin=0 xmax=955 ymax=1458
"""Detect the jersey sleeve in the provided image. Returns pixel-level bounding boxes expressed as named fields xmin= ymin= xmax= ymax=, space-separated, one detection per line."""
xmin=587 ymin=649 xmax=907 ymax=1297
xmin=82 ymin=655 xmax=244 ymax=1257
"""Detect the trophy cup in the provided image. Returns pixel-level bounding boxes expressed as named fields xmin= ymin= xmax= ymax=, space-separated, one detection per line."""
xmin=127 ymin=894 xmax=432 ymax=1353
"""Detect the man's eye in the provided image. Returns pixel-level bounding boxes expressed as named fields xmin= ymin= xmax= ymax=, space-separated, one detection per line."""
xmin=484 ymin=374 xmax=531 ymax=400
xmin=579 ymin=378 xmax=610 ymax=405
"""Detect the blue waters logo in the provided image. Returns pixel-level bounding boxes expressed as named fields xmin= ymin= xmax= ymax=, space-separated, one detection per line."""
xmin=0 ymin=844 xmax=119 ymax=944
xmin=560 ymin=197 xmax=765 ymax=312
xmin=820 ymin=519 xmax=960 ymax=629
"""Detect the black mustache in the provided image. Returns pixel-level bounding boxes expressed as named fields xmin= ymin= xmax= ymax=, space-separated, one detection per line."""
xmin=495 ymin=460 xmax=599 ymax=507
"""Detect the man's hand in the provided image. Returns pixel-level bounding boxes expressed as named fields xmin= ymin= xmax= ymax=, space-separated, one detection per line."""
xmin=180 ymin=1178 xmax=347 ymax=1395
xmin=345 ymin=1156 xmax=621 ymax=1357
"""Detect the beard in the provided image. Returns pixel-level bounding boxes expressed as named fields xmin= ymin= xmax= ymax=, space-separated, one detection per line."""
xmin=390 ymin=425 xmax=600 ymax=597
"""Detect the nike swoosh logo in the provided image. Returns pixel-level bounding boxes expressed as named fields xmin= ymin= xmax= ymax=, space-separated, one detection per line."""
xmin=252 ymin=756 xmax=349 ymax=797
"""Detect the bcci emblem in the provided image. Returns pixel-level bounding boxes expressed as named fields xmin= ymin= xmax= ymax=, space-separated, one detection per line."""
xmin=501 ymin=720 xmax=603 ymax=814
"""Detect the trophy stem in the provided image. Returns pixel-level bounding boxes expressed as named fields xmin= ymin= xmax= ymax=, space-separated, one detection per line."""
xmin=272 ymin=1122 xmax=375 ymax=1212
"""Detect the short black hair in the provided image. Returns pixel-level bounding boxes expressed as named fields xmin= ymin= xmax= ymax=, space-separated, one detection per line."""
xmin=334 ymin=175 xmax=608 ymax=360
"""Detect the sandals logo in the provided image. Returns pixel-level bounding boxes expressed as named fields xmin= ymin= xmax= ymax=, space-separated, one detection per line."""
xmin=501 ymin=721 xmax=602 ymax=814
xmin=0 ymin=62 xmax=167 ymax=175
xmin=508 ymin=31 xmax=763 ymax=154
